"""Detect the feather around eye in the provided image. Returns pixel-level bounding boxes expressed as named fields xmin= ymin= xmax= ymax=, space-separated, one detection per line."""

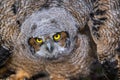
xmin=53 ymin=33 xmax=61 ymax=41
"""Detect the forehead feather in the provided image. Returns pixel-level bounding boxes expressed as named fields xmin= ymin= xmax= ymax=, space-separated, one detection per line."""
xmin=21 ymin=7 xmax=78 ymax=38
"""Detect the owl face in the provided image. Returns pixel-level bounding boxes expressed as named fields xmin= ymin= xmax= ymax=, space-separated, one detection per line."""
xmin=21 ymin=7 xmax=78 ymax=60
xmin=28 ymin=31 xmax=71 ymax=59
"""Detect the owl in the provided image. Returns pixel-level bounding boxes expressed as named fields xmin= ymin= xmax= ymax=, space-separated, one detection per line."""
xmin=0 ymin=0 xmax=96 ymax=80
xmin=3 ymin=0 xmax=120 ymax=80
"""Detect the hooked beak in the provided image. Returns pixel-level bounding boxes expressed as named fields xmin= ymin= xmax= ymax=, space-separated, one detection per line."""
xmin=46 ymin=41 xmax=54 ymax=53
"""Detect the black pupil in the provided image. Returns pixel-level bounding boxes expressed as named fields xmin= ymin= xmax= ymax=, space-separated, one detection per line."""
xmin=38 ymin=38 xmax=41 ymax=41
xmin=35 ymin=38 xmax=41 ymax=41
xmin=55 ymin=34 xmax=58 ymax=37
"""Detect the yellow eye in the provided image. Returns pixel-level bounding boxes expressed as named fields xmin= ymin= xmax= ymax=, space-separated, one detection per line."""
xmin=36 ymin=38 xmax=43 ymax=43
xmin=53 ymin=33 xmax=61 ymax=41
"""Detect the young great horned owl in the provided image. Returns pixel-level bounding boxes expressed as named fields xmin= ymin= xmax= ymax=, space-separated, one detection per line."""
xmin=0 ymin=1 xmax=96 ymax=80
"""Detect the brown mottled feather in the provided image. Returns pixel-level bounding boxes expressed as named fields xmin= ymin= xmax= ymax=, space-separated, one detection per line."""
xmin=88 ymin=0 xmax=120 ymax=79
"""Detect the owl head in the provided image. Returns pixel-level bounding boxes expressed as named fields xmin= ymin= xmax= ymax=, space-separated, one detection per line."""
xmin=21 ymin=7 xmax=79 ymax=60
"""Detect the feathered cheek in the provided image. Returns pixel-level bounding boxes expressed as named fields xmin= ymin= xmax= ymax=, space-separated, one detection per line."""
xmin=28 ymin=37 xmax=41 ymax=52
xmin=57 ymin=31 xmax=69 ymax=47
xmin=59 ymin=39 xmax=66 ymax=47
